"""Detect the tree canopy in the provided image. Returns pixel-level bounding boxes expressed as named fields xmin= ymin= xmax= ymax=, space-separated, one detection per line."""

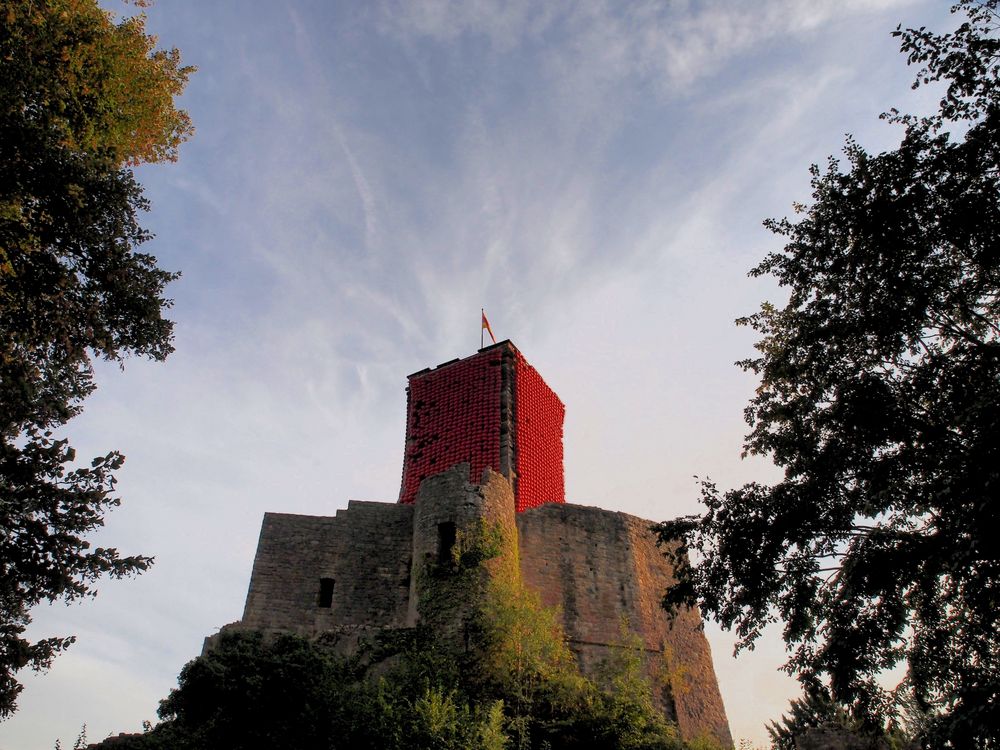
xmin=657 ymin=2 xmax=999 ymax=747
xmin=0 ymin=0 xmax=193 ymax=718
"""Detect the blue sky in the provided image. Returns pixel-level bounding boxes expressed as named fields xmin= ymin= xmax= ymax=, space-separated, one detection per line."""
xmin=0 ymin=0 xmax=956 ymax=747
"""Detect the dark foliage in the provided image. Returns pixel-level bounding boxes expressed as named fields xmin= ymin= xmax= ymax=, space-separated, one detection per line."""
xmin=0 ymin=0 xmax=191 ymax=717
xmin=88 ymin=628 xmax=689 ymax=750
xmin=657 ymin=2 xmax=999 ymax=747
xmin=767 ymin=689 xmax=902 ymax=750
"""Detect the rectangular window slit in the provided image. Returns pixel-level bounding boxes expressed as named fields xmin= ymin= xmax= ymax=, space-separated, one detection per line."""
xmin=318 ymin=577 xmax=334 ymax=608
xmin=437 ymin=521 xmax=456 ymax=565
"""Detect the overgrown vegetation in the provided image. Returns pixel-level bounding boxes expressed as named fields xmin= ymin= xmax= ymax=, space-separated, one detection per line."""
xmin=90 ymin=520 xmax=714 ymax=750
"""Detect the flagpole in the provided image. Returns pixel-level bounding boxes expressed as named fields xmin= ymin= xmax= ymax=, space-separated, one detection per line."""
xmin=481 ymin=308 xmax=484 ymax=349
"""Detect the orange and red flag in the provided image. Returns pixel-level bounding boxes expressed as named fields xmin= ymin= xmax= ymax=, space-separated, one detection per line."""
xmin=481 ymin=309 xmax=496 ymax=345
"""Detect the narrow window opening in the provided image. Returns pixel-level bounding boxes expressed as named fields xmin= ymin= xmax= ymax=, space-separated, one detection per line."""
xmin=437 ymin=521 xmax=457 ymax=566
xmin=318 ymin=577 xmax=335 ymax=608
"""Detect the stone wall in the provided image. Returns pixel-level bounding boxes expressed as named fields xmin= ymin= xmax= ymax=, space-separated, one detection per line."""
xmin=517 ymin=503 xmax=732 ymax=748
xmin=230 ymin=467 xmax=731 ymax=747
xmin=407 ymin=464 xmax=518 ymax=627
xmin=241 ymin=501 xmax=413 ymax=633
xmin=622 ymin=514 xmax=733 ymax=747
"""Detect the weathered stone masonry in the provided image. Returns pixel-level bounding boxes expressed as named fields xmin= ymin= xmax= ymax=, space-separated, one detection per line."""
xmin=222 ymin=343 xmax=733 ymax=747
xmin=517 ymin=502 xmax=731 ymax=743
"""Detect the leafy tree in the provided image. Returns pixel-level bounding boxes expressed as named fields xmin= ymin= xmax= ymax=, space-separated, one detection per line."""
xmin=53 ymin=724 xmax=89 ymax=750
xmin=765 ymin=689 xmax=902 ymax=750
xmin=0 ymin=0 xmax=192 ymax=717
xmin=155 ymin=631 xmax=360 ymax=750
xmin=99 ymin=631 xmax=508 ymax=750
xmin=584 ymin=621 xmax=682 ymax=750
xmin=657 ymin=1 xmax=999 ymax=747
xmin=767 ymin=691 xmax=849 ymax=750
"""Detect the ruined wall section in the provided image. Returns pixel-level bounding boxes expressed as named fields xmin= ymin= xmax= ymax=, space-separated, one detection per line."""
xmin=241 ymin=502 xmax=413 ymax=635
xmin=331 ymin=502 xmax=414 ymax=627
xmin=622 ymin=516 xmax=733 ymax=748
xmin=231 ymin=469 xmax=731 ymax=747
xmin=407 ymin=464 xmax=518 ymax=631
xmin=240 ymin=512 xmax=336 ymax=634
xmin=512 ymin=352 xmax=565 ymax=511
xmin=516 ymin=503 xmax=732 ymax=748
xmin=516 ymin=504 xmax=634 ymax=655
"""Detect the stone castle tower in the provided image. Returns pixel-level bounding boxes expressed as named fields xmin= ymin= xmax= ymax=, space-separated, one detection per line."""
xmin=220 ymin=341 xmax=732 ymax=747
xmin=399 ymin=340 xmax=564 ymax=510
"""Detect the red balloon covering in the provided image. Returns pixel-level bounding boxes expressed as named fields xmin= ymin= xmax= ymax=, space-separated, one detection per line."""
xmin=513 ymin=352 xmax=565 ymax=512
xmin=397 ymin=342 xmax=565 ymax=512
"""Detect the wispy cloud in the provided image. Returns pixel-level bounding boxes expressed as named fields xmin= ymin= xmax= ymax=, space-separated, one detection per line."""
xmin=334 ymin=124 xmax=379 ymax=251
xmin=375 ymin=0 xmax=916 ymax=93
